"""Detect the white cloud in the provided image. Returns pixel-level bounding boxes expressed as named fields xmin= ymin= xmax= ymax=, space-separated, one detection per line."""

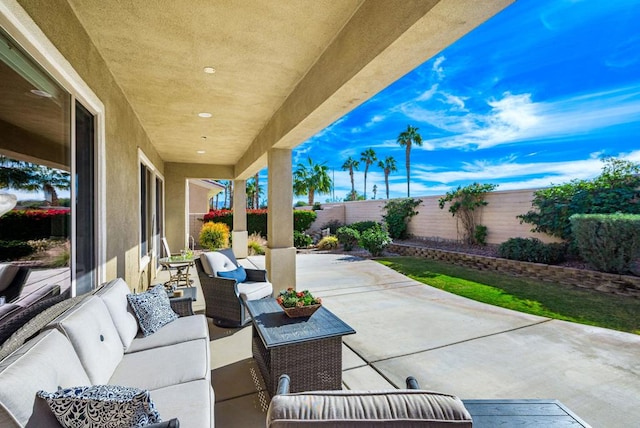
xmin=432 ymin=56 xmax=446 ymax=79
xmin=416 ymin=84 xmax=439 ymax=101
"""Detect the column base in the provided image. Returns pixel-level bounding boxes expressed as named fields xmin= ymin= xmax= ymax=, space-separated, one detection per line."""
xmin=232 ymin=231 xmax=249 ymax=259
xmin=265 ymin=247 xmax=296 ymax=295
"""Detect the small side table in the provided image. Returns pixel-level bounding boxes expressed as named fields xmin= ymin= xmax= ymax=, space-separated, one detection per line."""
xmin=159 ymin=256 xmax=194 ymax=287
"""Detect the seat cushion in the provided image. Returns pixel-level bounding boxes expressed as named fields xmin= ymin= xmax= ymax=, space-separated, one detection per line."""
xmin=150 ymin=380 xmax=214 ymax=428
xmin=127 ymin=285 xmax=178 ymax=337
xmin=54 ymin=296 xmax=124 ymax=385
xmin=37 ymin=385 xmax=161 ymax=428
xmin=201 ymin=251 xmax=237 ymax=276
xmin=95 ymin=278 xmax=139 ymax=349
xmin=237 ymin=280 xmax=273 ymax=301
xmin=267 ymin=390 xmax=473 ymax=427
xmin=125 ymin=314 xmax=208 ymax=354
xmin=110 ymin=338 xmax=210 ymax=391
xmin=0 ymin=329 xmax=91 ymax=428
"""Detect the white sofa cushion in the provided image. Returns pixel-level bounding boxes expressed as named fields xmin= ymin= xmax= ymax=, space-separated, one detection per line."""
xmin=110 ymin=338 xmax=210 ymax=391
xmin=95 ymin=278 xmax=139 ymax=350
xmin=54 ymin=296 xmax=124 ymax=385
xmin=238 ymin=281 xmax=273 ymax=301
xmin=0 ymin=263 xmax=19 ymax=293
xmin=125 ymin=314 xmax=209 ymax=354
xmin=0 ymin=329 xmax=90 ymax=427
xmin=151 ymin=380 xmax=214 ymax=428
xmin=201 ymin=251 xmax=236 ymax=276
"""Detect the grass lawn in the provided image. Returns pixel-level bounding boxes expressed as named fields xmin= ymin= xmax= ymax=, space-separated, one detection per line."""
xmin=376 ymin=256 xmax=640 ymax=335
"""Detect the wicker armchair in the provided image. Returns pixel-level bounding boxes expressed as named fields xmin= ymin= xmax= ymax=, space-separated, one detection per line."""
xmin=195 ymin=250 xmax=272 ymax=327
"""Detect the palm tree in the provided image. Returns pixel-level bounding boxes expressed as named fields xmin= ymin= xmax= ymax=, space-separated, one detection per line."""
xmin=253 ymin=172 xmax=260 ymax=208
xmin=378 ymin=156 xmax=397 ymax=199
xmin=246 ymin=174 xmax=264 ymax=209
xmin=341 ymin=156 xmax=359 ymax=201
xmin=0 ymin=156 xmax=70 ymax=206
xmin=372 ymin=184 xmax=378 ymax=200
xmin=293 ymin=157 xmax=332 ymax=206
xmin=396 ymin=125 xmax=423 ymax=197
xmin=360 ymin=148 xmax=377 ymax=199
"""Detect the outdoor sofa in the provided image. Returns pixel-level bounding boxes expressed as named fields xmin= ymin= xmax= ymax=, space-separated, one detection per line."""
xmin=0 ymin=278 xmax=214 ymax=427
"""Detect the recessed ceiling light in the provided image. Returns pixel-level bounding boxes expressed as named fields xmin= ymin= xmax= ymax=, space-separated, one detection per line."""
xmin=198 ymin=112 xmax=212 ymax=118
xmin=203 ymin=67 xmax=216 ymax=74
xmin=29 ymin=89 xmax=53 ymax=98
xmin=197 ymin=150 xmax=206 ymax=154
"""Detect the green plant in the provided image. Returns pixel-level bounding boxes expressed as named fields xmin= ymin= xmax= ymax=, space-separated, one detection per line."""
xmin=336 ymin=226 xmax=360 ymax=251
xmin=348 ymin=221 xmax=380 ymax=233
xmin=571 ymin=213 xmax=640 ymax=274
xmin=359 ymin=225 xmax=392 ymax=256
xmin=199 ymin=221 xmax=230 ymax=250
xmin=321 ymin=220 xmax=344 ymax=235
xmin=293 ymin=210 xmax=317 ymax=232
xmin=293 ymin=230 xmax=313 ymax=248
xmin=498 ymin=237 xmax=566 ymax=264
xmin=0 ymin=240 xmax=35 ymax=260
xmin=519 ymin=158 xmax=640 ymax=241
xmin=382 ymin=198 xmax=422 ymax=239
xmin=317 ymin=236 xmax=339 ymax=250
xmin=276 ymin=288 xmax=322 ymax=308
xmin=247 ymin=232 xmax=266 ymax=255
xmin=438 ymin=183 xmax=497 ymax=245
xmin=474 ymin=224 xmax=488 ymax=246
xmin=312 ymin=202 xmax=322 ymax=210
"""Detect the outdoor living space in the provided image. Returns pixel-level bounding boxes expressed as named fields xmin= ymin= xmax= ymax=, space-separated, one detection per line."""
xmin=155 ymin=253 xmax=639 ymax=427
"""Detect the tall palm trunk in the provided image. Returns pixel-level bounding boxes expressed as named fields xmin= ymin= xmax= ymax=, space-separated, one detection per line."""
xmin=405 ymin=144 xmax=411 ymax=197
xmin=254 ymin=172 xmax=259 ymax=208
xmin=308 ymin=188 xmax=315 ymax=206
xmin=384 ymin=171 xmax=390 ymax=199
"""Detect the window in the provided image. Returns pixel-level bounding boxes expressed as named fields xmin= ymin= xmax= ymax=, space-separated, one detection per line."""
xmin=139 ymin=151 xmax=164 ymax=271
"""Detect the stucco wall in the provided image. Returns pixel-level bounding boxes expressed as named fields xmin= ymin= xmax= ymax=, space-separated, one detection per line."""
xmin=17 ymin=0 xmax=164 ymax=286
xmin=308 ymin=189 xmax=559 ymax=245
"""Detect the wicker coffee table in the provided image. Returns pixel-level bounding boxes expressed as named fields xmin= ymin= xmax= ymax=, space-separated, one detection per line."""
xmin=245 ymin=298 xmax=355 ymax=395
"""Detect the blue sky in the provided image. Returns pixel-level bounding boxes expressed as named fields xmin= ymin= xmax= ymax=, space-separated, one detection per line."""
xmin=293 ymin=0 xmax=640 ymax=202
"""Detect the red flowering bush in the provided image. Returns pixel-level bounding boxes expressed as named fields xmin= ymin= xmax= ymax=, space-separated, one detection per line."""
xmin=0 ymin=209 xmax=70 ymax=240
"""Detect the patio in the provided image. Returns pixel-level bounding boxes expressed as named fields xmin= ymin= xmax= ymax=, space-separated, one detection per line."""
xmin=162 ymin=252 xmax=640 ymax=427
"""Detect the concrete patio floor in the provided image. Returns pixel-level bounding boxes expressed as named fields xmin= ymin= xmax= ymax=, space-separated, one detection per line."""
xmin=194 ymin=253 xmax=639 ymax=427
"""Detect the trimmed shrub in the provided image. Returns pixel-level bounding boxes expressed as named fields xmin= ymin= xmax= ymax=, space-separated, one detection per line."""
xmin=474 ymin=224 xmax=488 ymax=246
xmin=317 ymin=236 xmax=339 ymax=250
xmin=571 ymin=213 xmax=640 ymax=274
xmin=0 ymin=209 xmax=70 ymax=240
xmin=320 ymin=219 xmax=344 ymax=235
xmin=359 ymin=225 xmax=392 ymax=257
xmin=293 ymin=210 xmax=317 ymax=232
xmin=0 ymin=240 xmax=34 ymax=261
xmin=383 ymin=198 xmax=422 ymax=239
xmin=348 ymin=221 xmax=380 ymax=234
xmin=336 ymin=226 xmax=360 ymax=251
xmin=199 ymin=221 xmax=230 ymax=250
xmin=498 ymin=237 xmax=566 ymax=264
xmin=293 ymin=231 xmax=313 ymax=248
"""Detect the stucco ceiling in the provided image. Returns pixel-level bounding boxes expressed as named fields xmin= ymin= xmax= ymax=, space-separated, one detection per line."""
xmin=65 ymin=0 xmax=513 ymax=178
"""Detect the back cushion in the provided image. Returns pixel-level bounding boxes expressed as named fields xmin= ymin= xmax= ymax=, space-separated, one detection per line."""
xmin=201 ymin=251 xmax=236 ymax=276
xmin=96 ymin=279 xmax=139 ymax=350
xmin=54 ymin=296 xmax=124 ymax=384
xmin=0 ymin=264 xmax=19 ymax=293
xmin=0 ymin=329 xmax=90 ymax=427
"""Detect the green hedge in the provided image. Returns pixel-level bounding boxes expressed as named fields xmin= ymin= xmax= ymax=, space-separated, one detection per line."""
xmin=202 ymin=209 xmax=317 ymax=236
xmin=0 ymin=209 xmax=69 ymax=240
xmin=571 ymin=213 xmax=640 ymax=274
xmin=0 ymin=240 xmax=34 ymax=261
xmin=498 ymin=237 xmax=566 ymax=264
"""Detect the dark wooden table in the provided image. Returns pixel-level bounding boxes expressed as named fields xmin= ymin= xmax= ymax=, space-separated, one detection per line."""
xmin=245 ymin=298 xmax=355 ymax=395
xmin=462 ymin=399 xmax=592 ymax=427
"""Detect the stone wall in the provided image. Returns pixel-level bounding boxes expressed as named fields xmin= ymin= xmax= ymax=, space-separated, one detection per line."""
xmin=389 ymin=242 xmax=640 ymax=298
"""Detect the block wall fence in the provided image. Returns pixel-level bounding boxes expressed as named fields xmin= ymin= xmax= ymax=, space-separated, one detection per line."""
xmin=306 ymin=188 xmax=561 ymax=245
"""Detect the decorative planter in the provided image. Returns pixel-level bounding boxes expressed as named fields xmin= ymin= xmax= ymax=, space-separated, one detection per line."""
xmin=280 ymin=303 xmax=322 ymax=318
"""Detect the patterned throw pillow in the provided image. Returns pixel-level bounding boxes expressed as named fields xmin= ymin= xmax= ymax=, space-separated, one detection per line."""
xmin=127 ymin=284 xmax=178 ymax=336
xmin=37 ymin=384 xmax=161 ymax=428
xmin=217 ymin=265 xmax=247 ymax=282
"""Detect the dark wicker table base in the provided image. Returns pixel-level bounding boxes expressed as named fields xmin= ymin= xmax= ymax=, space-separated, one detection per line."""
xmin=252 ymin=333 xmax=343 ymax=395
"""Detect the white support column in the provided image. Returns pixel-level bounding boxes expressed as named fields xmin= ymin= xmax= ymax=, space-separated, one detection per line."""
xmin=232 ymin=179 xmax=248 ymax=258
xmin=266 ymin=149 xmax=296 ymax=294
